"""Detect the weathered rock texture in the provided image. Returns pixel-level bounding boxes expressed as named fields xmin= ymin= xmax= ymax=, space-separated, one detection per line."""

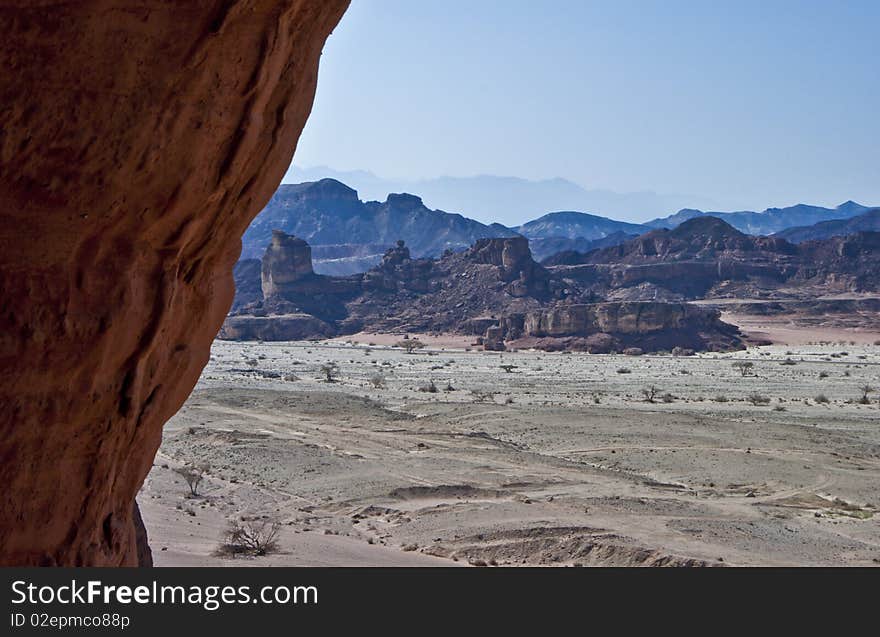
xmin=226 ymin=232 xmax=743 ymax=352
xmin=261 ymin=230 xmax=314 ymax=297
xmin=0 ymin=1 xmax=349 ymax=566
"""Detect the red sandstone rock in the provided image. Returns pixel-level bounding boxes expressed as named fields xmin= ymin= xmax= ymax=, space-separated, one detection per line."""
xmin=0 ymin=1 xmax=349 ymax=566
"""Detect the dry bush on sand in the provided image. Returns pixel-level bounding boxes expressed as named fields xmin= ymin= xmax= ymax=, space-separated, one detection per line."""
xmin=218 ymin=518 xmax=281 ymax=557
xmin=733 ymin=361 xmax=755 ymax=377
xmin=395 ymin=339 xmax=425 ymax=354
xmin=175 ymin=463 xmax=209 ymax=497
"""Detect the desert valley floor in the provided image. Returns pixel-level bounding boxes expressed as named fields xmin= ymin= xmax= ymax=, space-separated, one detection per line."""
xmin=140 ymin=320 xmax=880 ymax=567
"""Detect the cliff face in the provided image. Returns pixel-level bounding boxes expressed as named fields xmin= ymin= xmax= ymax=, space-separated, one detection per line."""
xmin=0 ymin=1 xmax=349 ymax=566
xmin=226 ymin=232 xmax=743 ymax=352
xmin=547 ymin=217 xmax=879 ymax=298
xmin=515 ymin=303 xmax=741 ymax=352
xmin=240 ymin=178 xmax=521 ymax=264
xmin=261 ymin=230 xmax=315 ymax=298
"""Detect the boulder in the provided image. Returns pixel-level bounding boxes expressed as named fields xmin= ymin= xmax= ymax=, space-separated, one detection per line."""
xmin=483 ymin=325 xmax=506 ymax=351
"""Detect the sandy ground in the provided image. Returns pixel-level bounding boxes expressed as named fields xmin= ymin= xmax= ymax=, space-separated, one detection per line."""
xmin=141 ymin=336 xmax=880 ymax=567
xmin=722 ymin=312 xmax=880 ymax=346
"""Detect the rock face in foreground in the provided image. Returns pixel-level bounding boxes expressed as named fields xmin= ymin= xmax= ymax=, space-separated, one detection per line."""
xmin=0 ymin=1 xmax=348 ymax=566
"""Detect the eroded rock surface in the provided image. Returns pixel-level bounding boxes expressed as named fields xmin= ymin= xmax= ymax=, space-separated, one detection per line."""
xmin=227 ymin=231 xmax=742 ymax=352
xmin=0 ymin=1 xmax=348 ymax=566
xmin=262 ymin=230 xmax=315 ymax=297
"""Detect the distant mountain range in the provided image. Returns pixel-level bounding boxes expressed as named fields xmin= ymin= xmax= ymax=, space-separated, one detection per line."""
xmin=773 ymin=208 xmax=880 ymax=243
xmin=244 ymin=176 xmax=878 ymax=275
xmin=241 ymin=179 xmax=517 ymax=272
xmin=514 ymin=211 xmax=648 ymax=241
xmin=647 ymin=201 xmax=873 ymax=235
xmin=285 ymin=166 xmax=719 ymax=225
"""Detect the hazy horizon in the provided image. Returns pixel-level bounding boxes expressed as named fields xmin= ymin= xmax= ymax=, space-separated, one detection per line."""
xmin=288 ymin=0 xmax=880 ymax=222
xmin=283 ymin=164 xmax=876 ymax=226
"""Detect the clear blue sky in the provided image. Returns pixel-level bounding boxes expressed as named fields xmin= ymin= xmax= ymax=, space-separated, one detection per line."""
xmin=291 ymin=0 xmax=880 ymax=212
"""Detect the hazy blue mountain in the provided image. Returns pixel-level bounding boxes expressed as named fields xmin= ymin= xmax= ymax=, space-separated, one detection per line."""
xmin=285 ymin=166 xmax=718 ymax=225
xmin=514 ymin=211 xmax=649 ymax=241
xmin=530 ymin=231 xmax=638 ymax=263
xmin=648 ymin=201 xmax=873 ymax=235
xmin=241 ymin=179 xmax=519 ymax=273
xmin=773 ymin=208 xmax=880 ymax=243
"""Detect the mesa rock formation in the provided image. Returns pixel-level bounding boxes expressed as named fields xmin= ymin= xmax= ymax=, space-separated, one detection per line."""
xmin=546 ymin=217 xmax=880 ymax=298
xmin=225 ymin=230 xmax=743 ymax=352
xmin=0 ymin=1 xmax=349 ymax=566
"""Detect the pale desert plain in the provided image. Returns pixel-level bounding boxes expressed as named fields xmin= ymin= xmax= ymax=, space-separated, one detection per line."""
xmin=139 ymin=315 xmax=880 ymax=567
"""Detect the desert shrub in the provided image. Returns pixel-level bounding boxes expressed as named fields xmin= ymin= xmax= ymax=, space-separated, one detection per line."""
xmin=773 ymin=405 xmax=786 ymax=412
xmin=818 ymin=371 xmax=829 ymax=379
xmin=444 ymin=381 xmax=455 ymax=392
xmin=471 ymin=389 xmax=496 ymax=403
xmin=661 ymin=393 xmax=675 ymax=403
xmin=395 ymin=338 xmax=425 ymax=354
xmin=714 ymin=395 xmax=729 ymax=403
xmin=858 ymin=385 xmax=874 ymax=405
xmin=616 ymin=367 xmax=632 ymax=374
xmin=499 ymin=364 xmax=518 ymax=373
xmin=419 ymin=380 xmax=438 ymax=393
xmin=369 ymin=373 xmax=386 ymax=389
xmin=175 ymin=463 xmax=209 ymax=497
xmin=732 ymin=361 xmax=755 ymax=377
xmin=748 ymin=393 xmax=771 ymax=406
xmin=320 ymin=363 xmax=339 ymax=383
xmin=672 ymin=347 xmax=695 ymax=357
xmin=219 ymin=518 xmax=281 ymax=557
xmin=814 ymin=394 xmax=830 ymax=404
xmin=780 ymin=358 xmax=797 ymax=366
xmin=642 ymin=386 xmax=659 ymax=403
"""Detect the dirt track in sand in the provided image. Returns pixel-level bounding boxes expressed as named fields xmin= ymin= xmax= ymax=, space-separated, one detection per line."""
xmin=140 ymin=337 xmax=880 ymax=566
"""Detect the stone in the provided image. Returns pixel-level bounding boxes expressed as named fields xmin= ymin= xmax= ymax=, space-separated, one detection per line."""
xmin=0 ymin=0 xmax=349 ymax=566
xmin=483 ymin=325 xmax=506 ymax=351
xmin=262 ymin=230 xmax=315 ymax=298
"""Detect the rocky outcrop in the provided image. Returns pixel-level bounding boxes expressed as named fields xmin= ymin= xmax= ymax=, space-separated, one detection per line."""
xmin=466 ymin=237 xmax=552 ymax=297
xmin=227 ymin=233 xmax=744 ymax=353
xmin=219 ymin=314 xmax=335 ymax=341
xmin=241 ymin=178 xmax=520 ymax=264
xmin=795 ymin=232 xmax=880 ymax=292
xmin=523 ymin=302 xmax=723 ymax=337
xmin=0 ymin=1 xmax=348 ymax=566
xmin=262 ymin=230 xmax=315 ymax=298
xmin=232 ymin=259 xmax=264 ymax=311
xmin=483 ymin=325 xmax=506 ymax=351
xmin=506 ymin=302 xmax=742 ymax=352
xmin=547 ymin=217 xmax=880 ymax=298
